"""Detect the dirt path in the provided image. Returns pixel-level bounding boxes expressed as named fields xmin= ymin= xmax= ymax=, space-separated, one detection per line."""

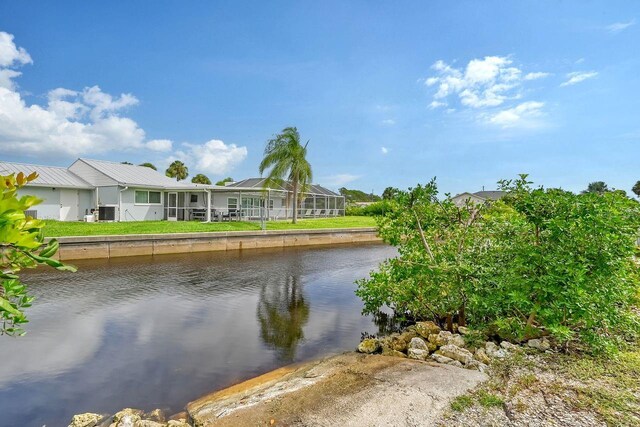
xmin=187 ymin=352 xmax=487 ymax=427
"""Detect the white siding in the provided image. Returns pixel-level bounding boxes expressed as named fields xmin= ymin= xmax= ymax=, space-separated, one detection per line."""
xmin=119 ymin=188 xmax=164 ymax=221
xmin=17 ymin=187 xmax=61 ymax=220
xmin=97 ymin=186 xmax=120 ymax=205
xmin=68 ymin=159 xmax=118 ymax=186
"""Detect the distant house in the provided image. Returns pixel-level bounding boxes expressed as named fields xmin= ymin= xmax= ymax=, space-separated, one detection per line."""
xmin=451 ymin=190 xmax=506 ymax=207
xmin=1 ymin=159 xmax=344 ymax=222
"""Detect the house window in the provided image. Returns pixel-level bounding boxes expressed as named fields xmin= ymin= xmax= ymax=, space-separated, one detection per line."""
xmin=135 ymin=190 xmax=162 ymax=205
xmin=227 ymin=197 xmax=237 ymax=210
xmin=269 ymin=200 xmax=274 ymax=209
xmin=190 ymin=194 xmax=198 ymax=203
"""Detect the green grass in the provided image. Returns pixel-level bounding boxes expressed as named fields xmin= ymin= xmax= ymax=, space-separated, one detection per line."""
xmin=42 ymin=216 xmax=377 ymax=237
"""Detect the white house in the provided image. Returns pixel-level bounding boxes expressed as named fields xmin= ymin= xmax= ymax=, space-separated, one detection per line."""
xmin=451 ymin=190 xmax=506 ymax=207
xmin=1 ymin=158 xmax=344 ymax=222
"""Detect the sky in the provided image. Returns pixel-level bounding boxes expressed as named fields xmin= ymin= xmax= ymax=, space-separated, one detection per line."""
xmin=0 ymin=1 xmax=638 ymax=195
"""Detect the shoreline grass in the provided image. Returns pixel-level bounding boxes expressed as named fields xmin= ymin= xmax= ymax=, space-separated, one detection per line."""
xmin=42 ymin=216 xmax=377 ymax=237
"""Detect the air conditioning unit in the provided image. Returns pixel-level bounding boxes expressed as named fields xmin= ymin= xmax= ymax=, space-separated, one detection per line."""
xmin=98 ymin=206 xmax=116 ymax=221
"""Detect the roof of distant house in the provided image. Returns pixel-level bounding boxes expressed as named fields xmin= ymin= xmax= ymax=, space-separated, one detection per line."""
xmin=0 ymin=160 xmax=93 ymax=189
xmin=74 ymin=158 xmax=214 ymax=189
xmin=228 ymin=178 xmax=340 ymax=196
xmin=472 ymin=190 xmax=505 ymax=200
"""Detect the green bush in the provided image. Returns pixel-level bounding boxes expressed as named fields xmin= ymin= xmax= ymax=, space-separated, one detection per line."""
xmin=356 ymin=175 xmax=640 ymax=352
xmin=346 ymin=200 xmax=394 ymax=216
xmin=1 ymin=172 xmax=76 ymax=336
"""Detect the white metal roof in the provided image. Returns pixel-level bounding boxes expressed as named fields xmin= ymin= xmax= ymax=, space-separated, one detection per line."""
xmin=76 ymin=158 xmax=211 ymax=189
xmin=0 ymin=161 xmax=93 ymax=189
xmin=229 ymin=178 xmax=341 ymax=196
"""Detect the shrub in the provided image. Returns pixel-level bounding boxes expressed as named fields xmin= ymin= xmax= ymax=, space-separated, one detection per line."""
xmin=345 ymin=200 xmax=394 ymax=216
xmin=1 ymin=172 xmax=75 ymax=336
xmin=356 ymin=175 xmax=640 ymax=352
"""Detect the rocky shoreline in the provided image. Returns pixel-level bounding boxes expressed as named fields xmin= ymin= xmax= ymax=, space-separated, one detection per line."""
xmin=356 ymin=321 xmax=551 ymax=370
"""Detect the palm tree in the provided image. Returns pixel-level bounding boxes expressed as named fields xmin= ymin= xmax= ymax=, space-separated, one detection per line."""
xmin=139 ymin=162 xmax=157 ymax=171
xmin=166 ymin=160 xmax=188 ymax=181
xmin=191 ymin=173 xmax=211 ymax=185
xmin=259 ymin=127 xmax=312 ymax=224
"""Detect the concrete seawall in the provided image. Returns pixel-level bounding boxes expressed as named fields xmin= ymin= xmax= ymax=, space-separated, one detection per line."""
xmin=51 ymin=227 xmax=381 ymax=261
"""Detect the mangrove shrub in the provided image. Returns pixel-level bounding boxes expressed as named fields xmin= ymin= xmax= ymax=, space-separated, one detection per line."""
xmin=356 ymin=175 xmax=640 ymax=352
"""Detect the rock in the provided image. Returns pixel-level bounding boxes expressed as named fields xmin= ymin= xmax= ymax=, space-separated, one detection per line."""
xmin=474 ymin=348 xmax=491 ymax=365
xmin=408 ymin=348 xmax=430 ymax=361
xmin=357 ymin=338 xmax=380 ymax=354
xmin=527 ymin=337 xmax=551 ymax=351
xmin=408 ymin=337 xmax=428 ymax=351
xmin=447 ymin=360 xmax=464 ymax=368
xmin=436 ymin=344 xmax=474 ymax=365
xmin=167 ymin=421 xmax=190 ymax=427
xmin=68 ymin=413 xmax=105 ymax=427
xmin=449 ymin=334 xmax=466 ymax=348
xmin=135 ymin=421 xmax=165 ymax=427
xmin=392 ymin=330 xmax=417 ymax=352
xmin=457 ymin=326 xmax=470 ymax=335
xmin=415 ymin=321 xmax=441 ymax=338
xmin=428 ymin=331 xmax=452 ymax=347
xmin=144 ymin=409 xmax=166 ymax=423
xmin=485 ymin=341 xmax=508 ymax=359
xmin=500 ymin=341 xmax=519 ymax=351
xmin=465 ymin=360 xmax=488 ymax=372
xmin=112 ymin=409 xmax=144 ymax=427
xmin=381 ymin=347 xmax=407 ymax=358
xmin=430 ymin=353 xmax=454 ymax=364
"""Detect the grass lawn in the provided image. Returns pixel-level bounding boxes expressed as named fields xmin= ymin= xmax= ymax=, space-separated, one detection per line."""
xmin=43 ymin=216 xmax=377 ymax=237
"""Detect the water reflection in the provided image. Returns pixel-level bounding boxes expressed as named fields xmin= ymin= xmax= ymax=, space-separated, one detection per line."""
xmin=257 ymin=273 xmax=310 ymax=361
xmin=0 ymin=243 xmax=396 ymax=427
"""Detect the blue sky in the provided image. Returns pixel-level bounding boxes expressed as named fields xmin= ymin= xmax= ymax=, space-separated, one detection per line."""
xmin=0 ymin=1 xmax=638 ymax=194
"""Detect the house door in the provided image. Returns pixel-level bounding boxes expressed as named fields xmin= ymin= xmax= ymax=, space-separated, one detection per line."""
xmin=60 ymin=189 xmax=79 ymax=221
xmin=167 ymin=192 xmax=178 ymax=221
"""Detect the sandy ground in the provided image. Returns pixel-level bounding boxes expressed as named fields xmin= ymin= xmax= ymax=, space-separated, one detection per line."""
xmin=187 ymin=352 xmax=487 ymax=427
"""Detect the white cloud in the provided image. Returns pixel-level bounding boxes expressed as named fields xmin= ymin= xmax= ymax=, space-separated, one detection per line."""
xmin=381 ymin=119 xmax=396 ymax=125
xmin=487 ymin=101 xmax=545 ymax=128
xmin=380 ymin=146 xmax=388 ymax=154
xmin=605 ymin=19 xmax=635 ymax=33
xmin=425 ymin=56 xmax=535 ymax=109
xmin=145 ymin=139 xmax=173 ymax=152
xmin=560 ymin=71 xmax=598 ymax=87
xmin=429 ymin=100 xmax=446 ymax=109
xmin=524 ymin=72 xmax=551 ymax=80
xmin=172 ymin=139 xmax=248 ymax=175
xmin=0 ymin=32 xmax=32 ymax=68
xmin=321 ymin=173 xmax=361 ymax=188
xmin=0 ymin=31 xmax=182 ymax=158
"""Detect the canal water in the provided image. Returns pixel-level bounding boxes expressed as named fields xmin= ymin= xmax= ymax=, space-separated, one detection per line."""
xmin=0 ymin=243 xmax=396 ymax=427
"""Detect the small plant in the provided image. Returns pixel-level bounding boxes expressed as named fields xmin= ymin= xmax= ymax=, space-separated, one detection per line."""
xmin=450 ymin=395 xmax=474 ymax=412
xmin=1 ymin=172 xmax=76 ymax=336
xmin=476 ymin=390 xmax=504 ymax=408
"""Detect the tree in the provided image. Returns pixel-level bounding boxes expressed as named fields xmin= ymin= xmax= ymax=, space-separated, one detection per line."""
xmin=582 ymin=181 xmax=609 ymax=194
xmin=1 ymin=172 xmax=76 ymax=336
xmin=120 ymin=161 xmax=133 ymax=165
xmin=259 ymin=127 xmax=312 ymax=224
xmin=382 ymin=187 xmax=399 ymax=200
xmin=166 ymin=160 xmax=189 ymax=181
xmin=191 ymin=174 xmax=211 ymax=185
xmin=139 ymin=162 xmax=157 ymax=171
xmin=632 ymin=181 xmax=640 ymax=198
xmin=357 ymin=175 xmax=640 ymax=352
xmin=215 ymin=177 xmax=234 ymax=186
